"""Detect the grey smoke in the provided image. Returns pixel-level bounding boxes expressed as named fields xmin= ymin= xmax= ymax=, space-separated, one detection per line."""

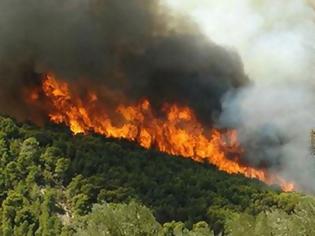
xmin=220 ymin=82 xmax=315 ymax=191
xmin=165 ymin=0 xmax=315 ymax=191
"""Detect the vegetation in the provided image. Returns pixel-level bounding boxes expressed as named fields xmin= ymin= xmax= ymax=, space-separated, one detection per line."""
xmin=0 ymin=116 xmax=314 ymax=235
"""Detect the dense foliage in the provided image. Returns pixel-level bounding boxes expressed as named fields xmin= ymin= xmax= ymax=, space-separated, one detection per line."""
xmin=0 ymin=116 xmax=314 ymax=235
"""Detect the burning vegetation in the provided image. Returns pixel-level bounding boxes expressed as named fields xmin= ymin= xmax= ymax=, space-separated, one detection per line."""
xmin=0 ymin=0 xmax=304 ymax=192
xmin=27 ymin=73 xmax=295 ymax=192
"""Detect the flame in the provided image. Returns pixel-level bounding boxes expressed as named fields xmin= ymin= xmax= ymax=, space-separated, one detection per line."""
xmin=33 ymin=73 xmax=295 ymax=192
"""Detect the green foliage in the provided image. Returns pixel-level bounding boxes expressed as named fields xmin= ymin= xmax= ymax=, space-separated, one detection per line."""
xmin=2 ymin=191 xmax=37 ymax=236
xmin=160 ymin=220 xmax=213 ymax=236
xmin=0 ymin=116 xmax=313 ymax=235
xmin=74 ymin=201 xmax=161 ymax=236
xmin=207 ymin=206 xmax=234 ymax=234
xmin=226 ymin=196 xmax=315 ymax=236
xmin=72 ymin=194 xmax=90 ymax=216
xmin=36 ymin=189 xmax=62 ymax=236
xmin=55 ymin=158 xmax=70 ymax=182
xmin=74 ymin=202 xmax=213 ymax=236
xmin=97 ymin=187 xmax=135 ymax=203
xmin=0 ymin=117 xmax=19 ymax=138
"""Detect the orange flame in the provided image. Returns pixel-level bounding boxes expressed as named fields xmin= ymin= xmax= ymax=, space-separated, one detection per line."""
xmin=34 ymin=74 xmax=295 ymax=192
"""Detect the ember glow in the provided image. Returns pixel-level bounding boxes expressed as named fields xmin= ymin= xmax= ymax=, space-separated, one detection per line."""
xmin=30 ymin=74 xmax=295 ymax=192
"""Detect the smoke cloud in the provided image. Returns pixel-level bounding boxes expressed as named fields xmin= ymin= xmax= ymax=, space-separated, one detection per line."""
xmin=0 ymin=0 xmax=247 ymax=124
xmin=165 ymin=0 xmax=315 ymax=191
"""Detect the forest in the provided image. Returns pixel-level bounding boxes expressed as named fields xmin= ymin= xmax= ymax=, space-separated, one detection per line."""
xmin=0 ymin=115 xmax=314 ymax=236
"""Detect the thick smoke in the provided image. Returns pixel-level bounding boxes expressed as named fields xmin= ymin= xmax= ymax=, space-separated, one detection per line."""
xmin=0 ymin=0 xmax=247 ymax=124
xmin=166 ymin=0 xmax=315 ymax=191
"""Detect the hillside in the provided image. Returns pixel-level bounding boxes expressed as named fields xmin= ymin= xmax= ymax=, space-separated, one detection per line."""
xmin=0 ymin=116 xmax=314 ymax=236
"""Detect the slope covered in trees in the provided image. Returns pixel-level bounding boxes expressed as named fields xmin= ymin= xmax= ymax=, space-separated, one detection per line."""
xmin=0 ymin=116 xmax=314 ymax=235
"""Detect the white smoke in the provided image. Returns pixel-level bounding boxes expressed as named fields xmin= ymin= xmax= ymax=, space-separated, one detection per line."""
xmin=164 ymin=0 xmax=315 ymax=191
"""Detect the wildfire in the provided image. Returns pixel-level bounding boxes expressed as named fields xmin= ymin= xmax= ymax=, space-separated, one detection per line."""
xmin=33 ymin=73 xmax=295 ymax=192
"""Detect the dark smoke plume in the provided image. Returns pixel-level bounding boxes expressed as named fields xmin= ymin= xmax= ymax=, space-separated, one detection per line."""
xmin=0 ymin=0 xmax=248 ymax=124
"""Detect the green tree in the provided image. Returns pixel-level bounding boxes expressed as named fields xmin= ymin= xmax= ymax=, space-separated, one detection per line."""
xmin=55 ymin=158 xmax=70 ymax=183
xmin=72 ymin=194 xmax=90 ymax=216
xmin=0 ymin=117 xmax=18 ymax=139
xmin=18 ymin=138 xmax=40 ymax=176
xmin=36 ymin=189 xmax=62 ymax=236
xmin=75 ymin=202 xmax=161 ymax=236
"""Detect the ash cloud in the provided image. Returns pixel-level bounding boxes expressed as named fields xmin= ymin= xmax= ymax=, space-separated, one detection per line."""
xmin=0 ymin=0 xmax=248 ymax=124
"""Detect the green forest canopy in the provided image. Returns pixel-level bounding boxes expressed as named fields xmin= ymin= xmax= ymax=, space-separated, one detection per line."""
xmin=0 ymin=116 xmax=314 ymax=235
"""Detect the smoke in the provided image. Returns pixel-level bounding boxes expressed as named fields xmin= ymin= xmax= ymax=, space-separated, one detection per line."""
xmin=165 ymin=0 xmax=315 ymax=191
xmin=2 ymin=0 xmax=314 ymax=191
xmin=0 ymin=0 xmax=247 ymax=124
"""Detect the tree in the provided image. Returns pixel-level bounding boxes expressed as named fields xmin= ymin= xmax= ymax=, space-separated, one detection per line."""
xmin=36 ymin=189 xmax=62 ymax=236
xmin=0 ymin=117 xmax=18 ymax=139
xmin=55 ymin=158 xmax=70 ymax=183
xmin=72 ymin=194 xmax=90 ymax=216
xmin=74 ymin=202 xmax=161 ymax=236
xmin=18 ymin=137 xmax=40 ymax=173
